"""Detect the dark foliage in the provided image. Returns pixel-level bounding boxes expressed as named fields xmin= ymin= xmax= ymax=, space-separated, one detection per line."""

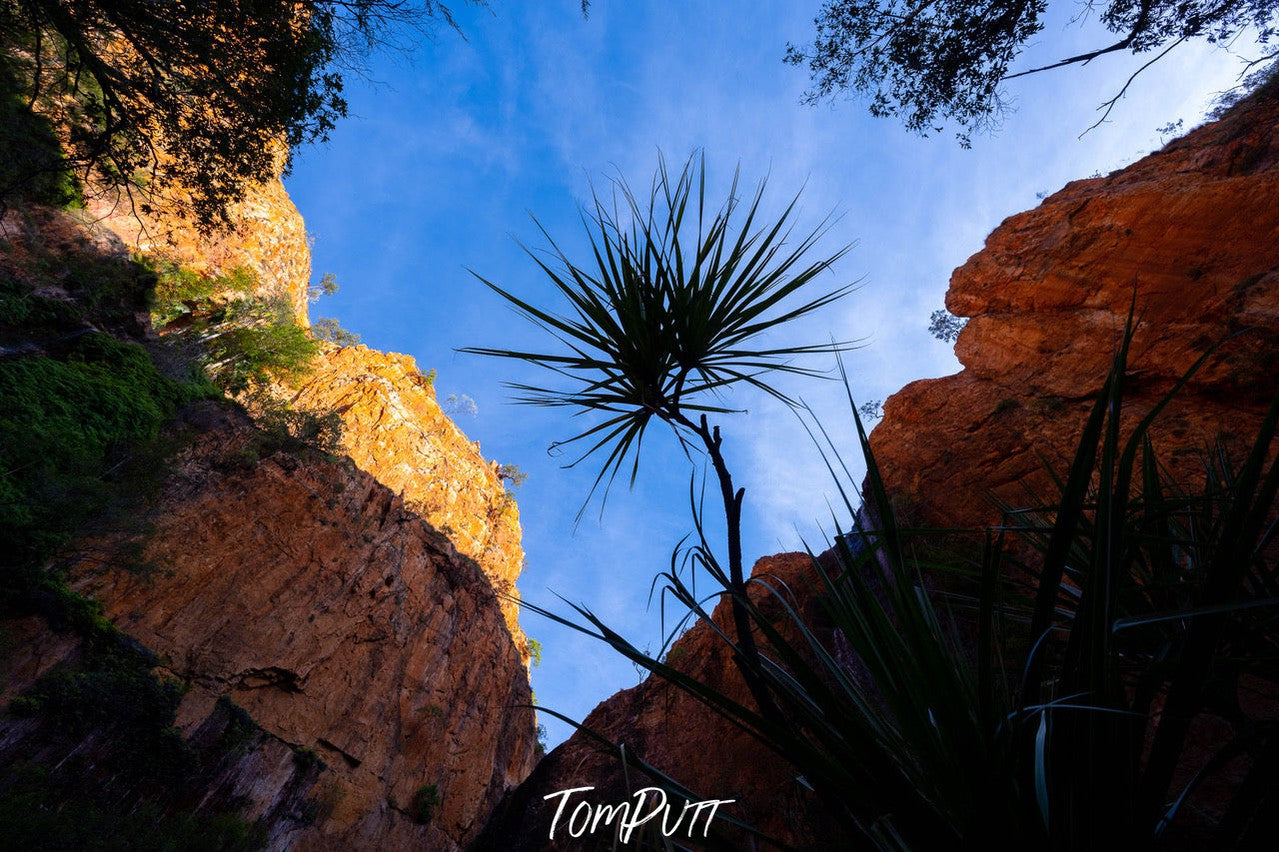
xmin=2 ymin=625 xmax=268 ymax=850
xmin=411 ymin=783 xmax=440 ymax=825
xmin=0 ymin=762 xmax=266 ymax=851
xmin=0 ymin=1 xmax=482 ymax=226
xmin=0 ymin=333 xmax=205 ymax=572
xmin=786 ymin=0 xmax=1279 ymax=143
xmin=0 ymin=55 xmax=81 ymax=208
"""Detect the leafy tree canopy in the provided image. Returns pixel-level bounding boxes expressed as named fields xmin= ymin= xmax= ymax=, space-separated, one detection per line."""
xmin=785 ymin=0 xmax=1279 ymax=143
xmin=0 ymin=1 xmax=481 ymax=226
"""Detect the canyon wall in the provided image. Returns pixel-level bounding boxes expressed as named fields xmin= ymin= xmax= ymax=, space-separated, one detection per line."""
xmin=288 ymin=345 xmax=530 ymax=662
xmin=6 ymin=41 xmax=1276 ymax=852
xmin=1 ymin=167 xmax=536 ymax=845
xmin=101 ymin=170 xmax=532 ymax=661
xmin=66 ymin=402 xmax=534 ymax=849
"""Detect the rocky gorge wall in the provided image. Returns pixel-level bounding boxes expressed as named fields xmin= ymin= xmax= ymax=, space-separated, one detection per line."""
xmin=102 ymin=168 xmax=533 ymax=662
xmin=6 ymin=48 xmax=1276 ymax=852
xmin=0 ymin=165 xmax=536 ymax=846
xmin=65 ymin=402 xmax=534 ymax=849
xmin=288 ymin=346 xmax=530 ymax=662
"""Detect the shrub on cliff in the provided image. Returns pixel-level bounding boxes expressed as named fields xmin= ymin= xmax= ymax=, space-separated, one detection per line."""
xmin=0 ymin=333 xmax=206 ymax=572
xmin=242 ymin=385 xmax=345 ymax=458
xmin=147 ymin=259 xmax=347 ymax=456
xmin=148 ymin=261 xmax=320 ymax=394
xmin=312 ymin=317 xmax=361 ymax=347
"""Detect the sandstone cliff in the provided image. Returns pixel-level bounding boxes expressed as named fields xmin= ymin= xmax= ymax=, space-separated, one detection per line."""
xmin=65 ymin=402 xmax=535 ymax=849
xmin=87 ymin=162 xmax=314 ymax=324
xmin=870 ymin=83 xmax=1279 ymax=531
xmin=1 ymin=401 xmax=535 ymax=849
xmin=2 ymin=164 xmax=536 ymax=845
xmin=288 ymin=345 xmax=530 ymax=662
xmin=95 ymin=163 xmax=533 ymax=661
xmin=96 ymin=173 xmax=532 ymax=661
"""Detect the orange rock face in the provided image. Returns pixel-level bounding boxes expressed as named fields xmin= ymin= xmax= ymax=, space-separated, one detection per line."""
xmin=69 ymin=404 xmax=536 ymax=850
xmin=871 ymin=85 xmax=1279 ymax=532
xmin=3 ymin=134 xmax=538 ymax=845
xmin=287 ymin=345 xmax=530 ymax=663
xmin=90 ymin=162 xmax=533 ymax=655
xmin=88 ymin=168 xmax=314 ymax=323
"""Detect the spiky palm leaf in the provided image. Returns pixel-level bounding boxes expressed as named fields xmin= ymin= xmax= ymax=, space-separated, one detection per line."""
xmin=460 ymin=152 xmax=858 ymax=507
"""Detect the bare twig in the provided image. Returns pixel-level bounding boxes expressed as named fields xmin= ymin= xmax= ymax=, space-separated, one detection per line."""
xmin=1081 ymin=36 xmax=1189 ymax=135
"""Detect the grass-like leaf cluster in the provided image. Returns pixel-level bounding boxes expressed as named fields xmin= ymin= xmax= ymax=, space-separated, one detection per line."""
xmin=468 ymin=154 xmax=864 ymax=765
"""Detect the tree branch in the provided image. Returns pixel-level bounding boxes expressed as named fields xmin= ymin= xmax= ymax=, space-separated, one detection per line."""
xmin=1002 ymin=35 xmax=1136 ymax=80
xmin=1003 ymin=0 xmax=1155 ymax=80
xmin=1081 ymin=35 xmax=1188 ymax=135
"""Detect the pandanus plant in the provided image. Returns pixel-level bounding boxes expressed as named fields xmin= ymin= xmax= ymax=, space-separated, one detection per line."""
xmin=461 ymin=153 xmax=859 ymax=716
xmin=467 ymin=155 xmax=1279 ymax=848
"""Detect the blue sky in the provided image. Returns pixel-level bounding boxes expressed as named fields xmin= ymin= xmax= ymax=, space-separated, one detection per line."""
xmin=285 ymin=1 xmax=1262 ymax=746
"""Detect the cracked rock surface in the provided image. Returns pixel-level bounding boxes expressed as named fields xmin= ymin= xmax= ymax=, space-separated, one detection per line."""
xmin=68 ymin=403 xmax=536 ymax=850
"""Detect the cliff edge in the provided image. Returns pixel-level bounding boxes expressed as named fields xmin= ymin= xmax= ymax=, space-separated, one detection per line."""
xmin=871 ymin=82 xmax=1279 ymax=531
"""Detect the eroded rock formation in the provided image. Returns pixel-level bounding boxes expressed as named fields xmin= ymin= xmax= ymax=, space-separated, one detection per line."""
xmin=870 ymin=83 xmax=1279 ymax=531
xmin=288 ymin=345 xmax=530 ymax=662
